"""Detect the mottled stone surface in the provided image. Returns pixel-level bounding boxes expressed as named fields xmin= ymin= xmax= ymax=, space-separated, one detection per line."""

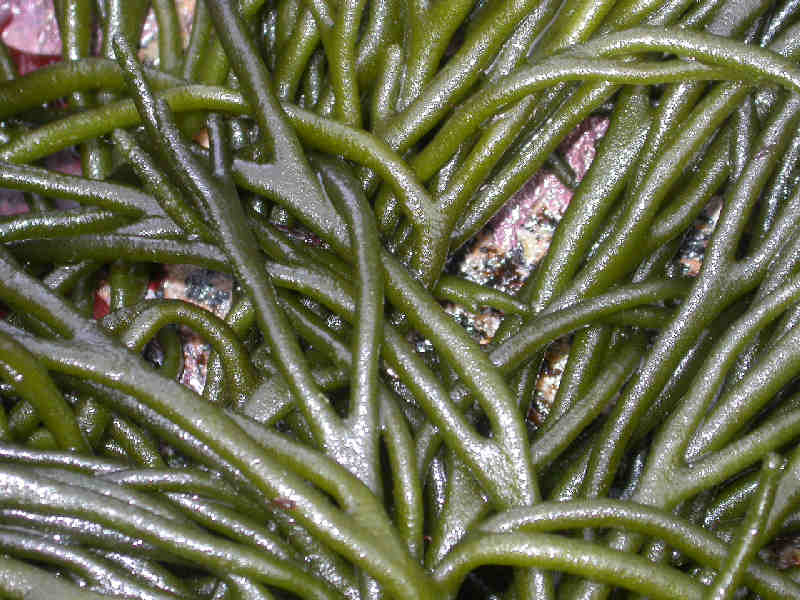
xmin=1 ymin=0 xmax=60 ymax=56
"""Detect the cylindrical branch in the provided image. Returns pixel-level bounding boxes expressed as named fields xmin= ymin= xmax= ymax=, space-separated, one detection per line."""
xmin=433 ymin=275 xmax=533 ymax=316
xmin=0 ymin=334 xmax=87 ymax=453
xmin=432 ymin=0 xmax=739 ymax=261
xmin=399 ymin=0 xmax=475 ymax=109
xmin=472 ymin=499 xmax=800 ymax=598
xmin=103 ymin=468 xmax=268 ymax=516
xmin=101 ymin=299 xmax=258 ymax=409
xmin=274 ymin=8 xmax=324 ymax=101
xmin=252 ymin=290 xmax=424 ymax=558
xmin=489 ymin=279 xmax=689 ymax=374
xmin=686 ymin=322 xmax=800 ymax=459
xmin=0 ymin=465 xmax=341 ymax=600
xmin=705 ymin=454 xmax=783 ymax=600
xmin=0 ymin=58 xmax=181 ymax=120
xmin=0 ymin=554 xmax=158 ymax=600
xmin=529 ymin=333 xmax=647 ymax=470
xmin=327 ymin=0 xmax=368 ymax=127
xmin=57 ymin=0 xmax=112 ymax=180
xmin=396 ymin=12 xmax=782 ymax=199
xmin=434 ymin=530 xmax=706 ymax=600
xmin=412 ymin=57 xmax=739 ymax=190
xmin=312 ymin=157 xmax=384 ymax=494
xmin=0 ymin=162 xmax=164 ymax=216
xmin=112 ymin=129 xmax=215 ymax=242
xmin=0 ymin=208 xmax=131 ymax=242
xmin=7 ymin=235 xmax=229 ymax=272
xmin=262 ymin=257 xmax=521 ymax=506
xmin=150 ymin=0 xmax=183 ymax=75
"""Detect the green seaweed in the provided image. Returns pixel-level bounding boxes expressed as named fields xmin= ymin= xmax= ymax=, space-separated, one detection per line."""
xmin=0 ymin=0 xmax=798 ymax=598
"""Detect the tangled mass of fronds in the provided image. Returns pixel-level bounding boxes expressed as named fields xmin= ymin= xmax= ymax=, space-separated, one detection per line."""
xmin=2 ymin=0 xmax=800 ymax=598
